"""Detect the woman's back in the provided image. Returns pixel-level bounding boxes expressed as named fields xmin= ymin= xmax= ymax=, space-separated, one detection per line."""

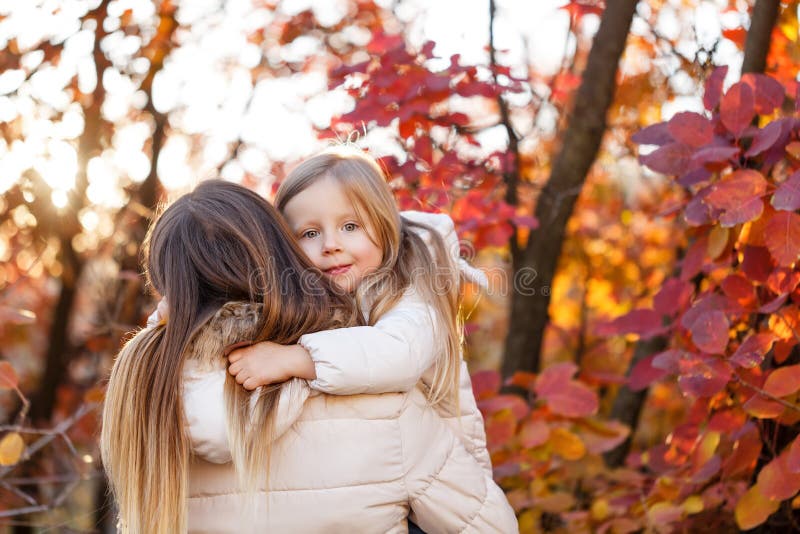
xmin=183 ymin=303 xmax=516 ymax=534
xmin=187 ymin=387 xmax=515 ymax=534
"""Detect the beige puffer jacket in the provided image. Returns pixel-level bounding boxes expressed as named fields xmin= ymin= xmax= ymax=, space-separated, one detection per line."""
xmin=299 ymin=211 xmax=493 ymax=476
xmin=183 ymin=303 xmax=517 ymax=534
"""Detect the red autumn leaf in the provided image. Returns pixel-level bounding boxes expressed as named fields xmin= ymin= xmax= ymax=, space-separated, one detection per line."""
xmin=689 ymin=310 xmax=730 ymax=354
xmin=722 ymin=27 xmax=747 ymax=49
xmin=681 ymin=293 xmax=729 ymax=331
xmin=719 ymin=198 xmax=764 ymax=228
xmin=518 ymin=417 xmax=550 ymax=448
xmin=719 ymin=198 xmax=764 ymax=227
xmin=628 ymin=353 xmax=668 ymax=391
xmin=653 ymin=278 xmax=692 ymax=317
xmin=471 ymin=370 xmax=500 ymax=400
xmin=756 ymin=452 xmax=800 ymax=501
xmin=744 ymin=390 xmax=786 ymax=419
xmin=535 ymin=362 xmax=578 ymax=396
xmin=729 ymin=333 xmax=777 ymax=368
xmin=544 ymin=382 xmax=599 ymax=418
xmin=559 ymin=0 xmax=605 ymax=21
xmin=745 ymin=120 xmax=785 ymax=158
xmin=0 ymin=362 xmax=19 ymax=390
xmin=535 ymin=362 xmax=599 ymax=417
xmin=512 ymin=214 xmax=539 ymax=229
xmin=763 ymin=364 xmax=800 ymax=397
xmin=667 ymin=111 xmax=714 ymax=147
xmin=764 ymin=211 xmax=800 ymax=266
xmin=787 ymin=435 xmax=800 ymax=474
xmin=678 ymin=167 xmax=713 ymax=187
xmin=652 ymin=349 xmax=685 ymax=374
xmin=478 ymin=394 xmax=530 ymax=419
xmin=704 ymin=170 xmax=768 ymax=211
xmin=767 ymin=268 xmax=800 ymax=294
xmin=771 ymin=170 xmax=800 ymax=211
xmin=720 ymin=82 xmax=756 ymax=137
xmin=722 ymin=423 xmax=762 ymax=477
xmin=632 ymin=122 xmax=673 ymax=146
xmin=639 ymin=142 xmax=694 ymax=175
xmin=684 ymin=192 xmax=715 ymax=227
xmin=413 ymin=136 xmax=433 ymax=164
xmin=579 ymin=419 xmax=630 ymax=454
xmin=485 ymin=409 xmax=516 ymax=451
xmin=759 ymin=294 xmax=788 ymax=314
xmin=703 ymin=66 xmax=729 ymax=111
xmin=721 ymin=274 xmax=756 ymax=309
xmin=677 ymin=356 xmax=732 ymax=397
xmin=708 ymin=409 xmax=747 ymax=433
xmin=742 ymin=73 xmax=786 ymax=115
xmin=596 ymin=308 xmax=664 ymax=339
xmin=741 ymin=245 xmax=774 ymax=283
xmin=690 ymin=145 xmax=741 ymax=169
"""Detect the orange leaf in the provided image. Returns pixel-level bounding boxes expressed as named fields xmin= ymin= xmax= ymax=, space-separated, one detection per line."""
xmin=763 ymin=364 xmax=800 ymax=397
xmin=735 ymin=485 xmax=780 ymax=530
xmin=0 ymin=433 xmax=24 ymax=466
xmin=757 ymin=453 xmax=800 ymax=501
xmin=549 ymin=427 xmax=586 ymax=461
xmin=764 ymin=211 xmax=800 ymax=266
xmin=0 ymin=362 xmax=19 ymax=390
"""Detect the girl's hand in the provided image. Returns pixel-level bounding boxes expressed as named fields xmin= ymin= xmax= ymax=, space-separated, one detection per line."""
xmin=227 ymin=342 xmax=316 ymax=391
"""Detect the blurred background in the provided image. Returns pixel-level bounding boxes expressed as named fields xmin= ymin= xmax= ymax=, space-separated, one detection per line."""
xmin=0 ymin=0 xmax=798 ymax=532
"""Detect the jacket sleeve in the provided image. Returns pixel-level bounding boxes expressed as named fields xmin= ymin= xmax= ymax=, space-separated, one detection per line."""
xmin=182 ymin=363 xmax=232 ymax=464
xmin=400 ymin=391 xmax=518 ymax=533
xmin=299 ymin=293 xmax=438 ymax=395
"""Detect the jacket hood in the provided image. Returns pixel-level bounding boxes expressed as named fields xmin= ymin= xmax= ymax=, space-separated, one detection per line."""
xmin=183 ymin=301 xmax=310 ymax=463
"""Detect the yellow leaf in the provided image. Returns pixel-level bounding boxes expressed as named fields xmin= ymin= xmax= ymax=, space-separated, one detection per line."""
xmin=0 ymin=432 xmax=25 ymax=466
xmin=707 ymin=226 xmax=729 ymax=260
xmin=591 ymin=498 xmax=610 ymax=520
xmin=517 ymin=509 xmax=539 ymax=534
xmin=695 ymin=431 xmax=720 ymax=466
xmin=549 ymin=427 xmax=586 ymax=461
xmin=682 ymin=495 xmax=704 ymax=515
xmin=735 ymin=485 xmax=780 ymax=530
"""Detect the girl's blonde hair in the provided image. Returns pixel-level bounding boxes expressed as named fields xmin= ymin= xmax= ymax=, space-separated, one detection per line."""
xmin=100 ymin=180 xmax=355 ymax=533
xmin=275 ymin=145 xmax=462 ymax=406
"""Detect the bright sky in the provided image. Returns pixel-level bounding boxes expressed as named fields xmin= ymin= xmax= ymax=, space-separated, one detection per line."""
xmin=0 ymin=0 xmax=754 ymax=216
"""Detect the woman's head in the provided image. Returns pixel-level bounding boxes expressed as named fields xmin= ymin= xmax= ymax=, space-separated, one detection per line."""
xmin=102 ymin=180 xmax=353 ymax=533
xmin=145 ymin=179 xmax=345 ymax=339
xmin=276 ymin=146 xmax=462 ymax=407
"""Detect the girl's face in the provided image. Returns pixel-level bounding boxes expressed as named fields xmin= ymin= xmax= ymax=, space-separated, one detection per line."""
xmin=282 ymin=177 xmax=383 ymax=293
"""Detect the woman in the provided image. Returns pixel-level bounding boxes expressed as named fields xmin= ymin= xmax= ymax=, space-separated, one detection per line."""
xmin=100 ymin=180 xmax=517 ymax=533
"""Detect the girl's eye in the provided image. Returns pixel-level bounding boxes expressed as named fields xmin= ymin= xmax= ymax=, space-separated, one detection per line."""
xmin=301 ymin=229 xmax=319 ymax=239
xmin=342 ymin=223 xmax=358 ymax=232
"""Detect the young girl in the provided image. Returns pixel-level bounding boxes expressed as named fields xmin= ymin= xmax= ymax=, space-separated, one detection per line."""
xmin=226 ymin=145 xmax=494 ymax=476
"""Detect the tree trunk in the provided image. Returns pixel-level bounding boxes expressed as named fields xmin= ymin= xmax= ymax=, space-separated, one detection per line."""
xmin=741 ymin=0 xmax=780 ymax=74
xmin=502 ymin=0 xmax=640 ymax=377
xmin=603 ymin=336 xmax=666 ymax=467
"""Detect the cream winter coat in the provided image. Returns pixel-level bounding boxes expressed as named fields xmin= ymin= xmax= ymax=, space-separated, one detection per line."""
xmin=299 ymin=211 xmax=493 ymax=475
xmin=183 ymin=303 xmax=517 ymax=533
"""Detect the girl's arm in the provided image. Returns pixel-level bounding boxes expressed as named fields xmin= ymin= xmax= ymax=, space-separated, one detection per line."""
xmin=225 ymin=292 xmax=436 ymax=394
xmin=300 ymin=292 xmax=437 ymax=394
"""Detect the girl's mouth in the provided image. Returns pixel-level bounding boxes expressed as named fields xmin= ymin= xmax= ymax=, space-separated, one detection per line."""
xmin=324 ymin=264 xmax=352 ymax=276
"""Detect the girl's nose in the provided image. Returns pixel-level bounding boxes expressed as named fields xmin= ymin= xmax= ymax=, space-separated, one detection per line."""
xmin=322 ymin=236 xmax=342 ymax=254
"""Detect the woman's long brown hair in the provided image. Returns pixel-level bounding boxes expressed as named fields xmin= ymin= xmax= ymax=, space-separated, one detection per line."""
xmin=100 ymin=180 xmax=354 ymax=533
